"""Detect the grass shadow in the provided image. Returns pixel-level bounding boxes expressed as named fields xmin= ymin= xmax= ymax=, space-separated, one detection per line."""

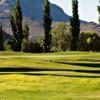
xmin=56 ymin=62 xmax=100 ymax=68
xmin=0 ymin=72 xmax=100 ymax=78
xmin=1 ymin=66 xmax=100 ymax=77
xmin=0 ymin=67 xmax=44 ymax=72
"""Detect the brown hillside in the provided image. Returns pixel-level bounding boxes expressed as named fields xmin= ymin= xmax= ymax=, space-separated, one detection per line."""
xmin=0 ymin=12 xmax=99 ymax=41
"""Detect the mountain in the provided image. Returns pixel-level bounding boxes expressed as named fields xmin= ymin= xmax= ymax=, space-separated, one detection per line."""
xmin=0 ymin=12 xmax=99 ymax=41
xmin=0 ymin=12 xmax=44 ymax=40
xmin=3 ymin=30 xmax=12 ymax=42
xmin=80 ymin=22 xmax=100 ymax=33
xmin=0 ymin=0 xmax=86 ymax=23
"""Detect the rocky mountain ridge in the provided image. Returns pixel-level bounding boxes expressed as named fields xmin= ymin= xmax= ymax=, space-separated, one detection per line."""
xmin=0 ymin=0 xmax=86 ymax=23
xmin=0 ymin=12 xmax=99 ymax=41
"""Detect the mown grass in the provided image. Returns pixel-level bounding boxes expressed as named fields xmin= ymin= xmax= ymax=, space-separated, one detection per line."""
xmin=0 ymin=75 xmax=100 ymax=100
xmin=0 ymin=51 xmax=100 ymax=99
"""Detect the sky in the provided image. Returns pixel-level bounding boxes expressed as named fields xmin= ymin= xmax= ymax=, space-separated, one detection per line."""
xmin=49 ymin=0 xmax=99 ymax=23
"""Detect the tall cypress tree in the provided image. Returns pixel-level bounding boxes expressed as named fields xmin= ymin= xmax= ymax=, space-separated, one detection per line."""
xmin=0 ymin=25 xmax=4 ymax=51
xmin=23 ymin=23 xmax=29 ymax=40
xmin=0 ymin=0 xmax=3 ymax=51
xmin=43 ymin=0 xmax=52 ymax=53
xmin=97 ymin=0 xmax=100 ymax=32
xmin=9 ymin=0 xmax=23 ymax=51
xmin=70 ymin=0 xmax=80 ymax=51
xmin=21 ymin=23 xmax=29 ymax=52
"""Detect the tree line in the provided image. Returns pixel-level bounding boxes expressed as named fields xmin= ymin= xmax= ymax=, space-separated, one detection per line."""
xmin=0 ymin=0 xmax=100 ymax=52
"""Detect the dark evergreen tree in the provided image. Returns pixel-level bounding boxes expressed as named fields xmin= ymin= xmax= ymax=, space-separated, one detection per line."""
xmin=97 ymin=0 xmax=100 ymax=33
xmin=21 ymin=23 xmax=30 ymax=52
xmin=0 ymin=1 xmax=4 ymax=51
xmin=9 ymin=0 xmax=23 ymax=51
xmin=43 ymin=0 xmax=52 ymax=53
xmin=23 ymin=23 xmax=29 ymax=40
xmin=70 ymin=0 xmax=80 ymax=51
xmin=0 ymin=25 xmax=4 ymax=51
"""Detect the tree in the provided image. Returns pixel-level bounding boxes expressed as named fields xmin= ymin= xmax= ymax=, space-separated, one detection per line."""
xmin=51 ymin=22 xmax=66 ymax=51
xmin=70 ymin=0 xmax=80 ymax=51
xmin=0 ymin=25 xmax=4 ymax=51
xmin=23 ymin=23 xmax=29 ymax=40
xmin=9 ymin=0 xmax=23 ymax=51
xmin=43 ymin=0 xmax=52 ymax=53
xmin=0 ymin=1 xmax=4 ymax=51
xmin=97 ymin=0 xmax=100 ymax=34
xmin=51 ymin=22 xmax=72 ymax=52
xmin=21 ymin=23 xmax=30 ymax=52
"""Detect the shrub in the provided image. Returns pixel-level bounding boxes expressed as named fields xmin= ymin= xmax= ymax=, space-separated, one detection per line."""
xmin=4 ymin=39 xmax=14 ymax=51
xmin=78 ymin=31 xmax=100 ymax=51
xmin=22 ymin=40 xmax=43 ymax=53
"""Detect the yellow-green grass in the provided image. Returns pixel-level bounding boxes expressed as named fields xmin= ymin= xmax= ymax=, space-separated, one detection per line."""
xmin=0 ymin=51 xmax=100 ymax=72
xmin=0 ymin=74 xmax=100 ymax=100
xmin=0 ymin=71 xmax=100 ymax=77
xmin=0 ymin=51 xmax=100 ymax=99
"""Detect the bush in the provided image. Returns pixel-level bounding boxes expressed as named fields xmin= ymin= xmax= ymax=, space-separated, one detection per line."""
xmin=22 ymin=40 xmax=43 ymax=53
xmin=78 ymin=31 xmax=100 ymax=51
xmin=4 ymin=39 xmax=14 ymax=51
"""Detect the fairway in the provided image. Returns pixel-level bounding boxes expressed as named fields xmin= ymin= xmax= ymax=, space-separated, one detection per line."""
xmin=0 ymin=51 xmax=100 ymax=100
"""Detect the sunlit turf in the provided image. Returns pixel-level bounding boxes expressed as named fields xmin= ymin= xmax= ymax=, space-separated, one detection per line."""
xmin=0 ymin=51 xmax=100 ymax=72
xmin=0 ymin=51 xmax=100 ymax=99
xmin=0 ymin=71 xmax=100 ymax=77
xmin=0 ymin=74 xmax=100 ymax=100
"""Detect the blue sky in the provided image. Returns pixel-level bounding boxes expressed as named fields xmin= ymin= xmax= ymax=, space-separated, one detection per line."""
xmin=49 ymin=0 xmax=99 ymax=23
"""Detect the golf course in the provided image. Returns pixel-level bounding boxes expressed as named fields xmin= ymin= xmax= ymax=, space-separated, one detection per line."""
xmin=0 ymin=51 xmax=100 ymax=100
xmin=0 ymin=0 xmax=100 ymax=99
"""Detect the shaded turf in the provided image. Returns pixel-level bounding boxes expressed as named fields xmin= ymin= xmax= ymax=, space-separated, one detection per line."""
xmin=56 ymin=62 xmax=100 ymax=68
